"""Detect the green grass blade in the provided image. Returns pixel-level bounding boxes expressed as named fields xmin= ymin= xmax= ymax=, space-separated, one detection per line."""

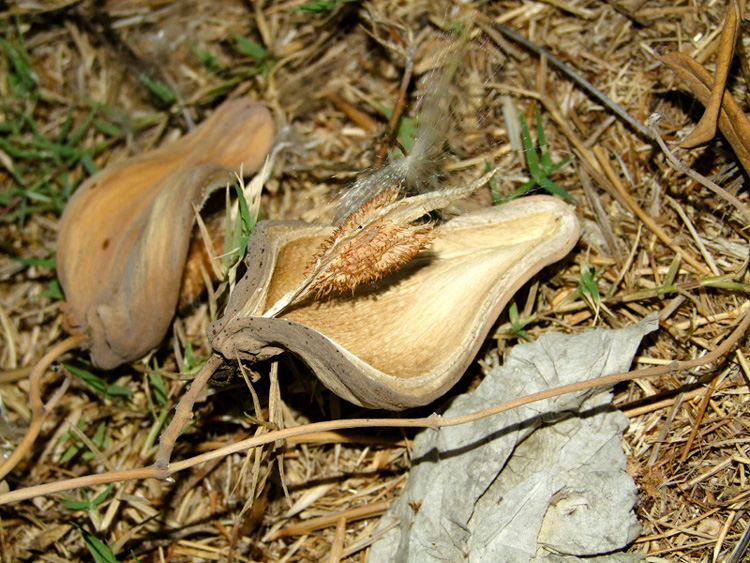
xmin=233 ymin=34 xmax=268 ymax=59
xmin=579 ymin=262 xmax=600 ymax=303
xmin=547 ymin=156 xmax=571 ymax=174
xmin=38 ymin=279 xmax=64 ymax=300
xmin=91 ymin=484 xmax=115 ymax=508
xmin=65 ymin=364 xmax=134 ymax=398
xmin=292 ymin=0 xmax=343 ymax=12
xmin=538 ymin=176 xmax=575 ymax=201
xmin=148 ymin=371 xmax=168 ymax=408
xmin=61 ymin=495 xmax=91 ymax=510
xmin=519 ymin=113 xmax=541 ymax=178
xmin=79 ymin=528 xmax=120 ymax=563
xmin=139 ymin=76 xmax=176 ymax=106
xmin=535 ymin=105 xmax=553 ymax=171
xmin=12 ymin=256 xmax=56 ymax=269
xmin=57 ymin=107 xmax=74 ymax=143
xmin=80 ymin=151 xmax=98 ymax=175
xmin=0 ymin=35 xmax=37 ymax=95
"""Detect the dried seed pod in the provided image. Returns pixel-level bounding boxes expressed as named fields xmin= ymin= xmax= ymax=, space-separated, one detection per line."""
xmin=57 ymin=99 xmax=274 ymax=369
xmin=209 ymin=195 xmax=580 ymax=410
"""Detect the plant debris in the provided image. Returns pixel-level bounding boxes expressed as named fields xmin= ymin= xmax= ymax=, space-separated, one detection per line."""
xmin=1 ymin=0 xmax=750 ymax=561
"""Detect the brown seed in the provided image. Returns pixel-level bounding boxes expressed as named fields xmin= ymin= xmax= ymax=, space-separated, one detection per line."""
xmin=305 ymin=186 xmax=436 ymax=297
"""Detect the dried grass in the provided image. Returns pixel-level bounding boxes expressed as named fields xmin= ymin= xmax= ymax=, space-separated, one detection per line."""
xmin=1 ymin=0 xmax=750 ymax=561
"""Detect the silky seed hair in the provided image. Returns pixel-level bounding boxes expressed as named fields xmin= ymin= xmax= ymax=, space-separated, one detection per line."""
xmin=333 ymin=17 xmax=476 ymax=222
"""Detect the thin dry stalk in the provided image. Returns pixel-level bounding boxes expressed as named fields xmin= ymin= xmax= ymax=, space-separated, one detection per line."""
xmin=270 ymin=502 xmax=389 ymax=540
xmin=593 ymin=145 xmax=710 ymax=275
xmin=154 ymin=353 xmax=224 ymax=472
xmin=0 ymin=333 xmax=84 ymax=481
xmin=678 ymin=373 xmax=722 ymax=462
xmin=2 ymin=306 xmax=748 ymax=506
xmin=328 ymin=515 xmax=347 ymax=563
xmin=649 ymin=119 xmax=750 ymax=225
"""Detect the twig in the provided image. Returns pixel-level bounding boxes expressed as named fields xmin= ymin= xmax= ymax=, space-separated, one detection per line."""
xmin=488 ymin=20 xmax=656 ymax=142
xmin=636 ymin=507 xmax=723 ymax=543
xmin=679 ymin=372 xmax=722 ymax=462
xmin=715 ymin=509 xmax=737 ymax=562
xmin=0 ymin=333 xmax=84 ymax=481
xmin=328 ymin=516 xmax=347 ymax=563
xmin=601 ymin=0 xmax=649 ymax=26
xmin=0 ymin=366 xmax=32 ymax=384
xmin=666 ymin=196 xmax=721 ymax=276
xmin=375 ymin=43 xmax=415 ymax=167
xmin=579 ymin=166 xmax=622 ymax=265
xmin=340 ymin=519 xmax=400 ymax=559
xmin=2 ymin=307 xmax=748 ymax=505
xmin=154 ymin=353 xmax=225 ymax=472
xmin=646 ymin=388 xmax=686 ymax=468
xmin=65 ymin=416 xmax=118 ymax=473
xmin=271 ymin=502 xmax=389 ymax=541
xmin=726 ymin=517 xmax=750 ymax=563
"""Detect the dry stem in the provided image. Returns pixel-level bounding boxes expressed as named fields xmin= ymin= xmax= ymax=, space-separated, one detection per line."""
xmin=154 ymin=353 xmax=225 ymax=472
xmin=2 ymin=307 xmax=748 ymax=506
xmin=0 ymin=333 xmax=85 ymax=481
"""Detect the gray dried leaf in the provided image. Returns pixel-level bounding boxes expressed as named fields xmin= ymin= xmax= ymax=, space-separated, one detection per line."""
xmin=367 ymin=314 xmax=658 ymax=561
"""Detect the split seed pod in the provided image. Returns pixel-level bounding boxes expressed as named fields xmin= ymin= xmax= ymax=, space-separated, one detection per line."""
xmin=208 ymin=195 xmax=580 ymax=410
xmin=57 ymin=99 xmax=274 ymax=369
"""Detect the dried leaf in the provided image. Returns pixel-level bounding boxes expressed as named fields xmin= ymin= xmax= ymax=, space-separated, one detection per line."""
xmin=57 ymin=99 xmax=274 ymax=369
xmin=680 ymin=0 xmax=743 ymax=148
xmin=368 ymin=315 xmax=657 ymax=562
xmin=659 ymin=50 xmax=750 ymax=174
xmin=209 ymin=196 xmax=580 ymax=410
